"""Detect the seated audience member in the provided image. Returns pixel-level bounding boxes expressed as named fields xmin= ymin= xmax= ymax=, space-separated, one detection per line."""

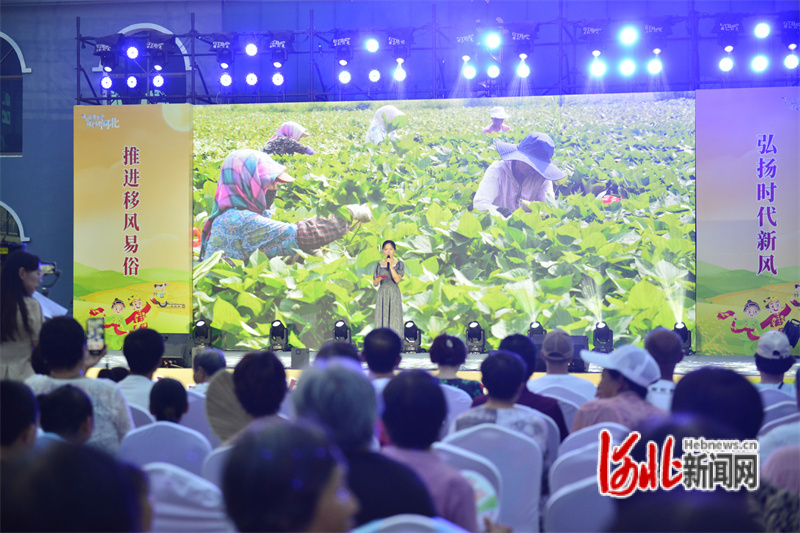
xmin=527 ymin=329 xmax=597 ymax=399
xmin=36 ymin=384 xmax=93 ymax=449
xmin=4 ymin=443 xmax=148 ymax=532
xmin=455 ymin=351 xmax=553 ymax=469
xmin=118 ymin=327 xmax=165 ymax=409
xmin=754 ymin=330 xmax=796 ymax=398
xmin=759 ymin=367 xmax=800 ymax=462
xmin=292 ymin=361 xmax=437 ymax=526
xmin=227 ymin=350 xmax=288 ymax=444
xmin=429 ymin=334 xmax=483 ymax=399
xmin=316 ymin=341 xmax=361 ymax=364
xmin=0 ymin=380 xmax=38 ymax=460
xmin=191 ymin=348 xmax=226 ymax=395
xmin=762 ymin=445 xmax=800 ymax=495
xmin=150 ymin=377 xmax=188 ymax=423
xmin=382 ymin=370 xmax=478 ymax=533
xmin=96 ymin=366 xmax=130 ymax=383
xmin=572 ymin=345 xmax=666 ymax=432
xmin=473 ymin=334 xmax=568 ymax=440
xmin=362 ymin=328 xmax=403 ymax=397
xmin=672 ymin=367 xmax=763 ymax=440
xmin=26 ymin=317 xmax=131 ymax=454
xmin=643 ymin=327 xmax=684 ymax=410
xmin=223 ymin=423 xmax=359 ymax=533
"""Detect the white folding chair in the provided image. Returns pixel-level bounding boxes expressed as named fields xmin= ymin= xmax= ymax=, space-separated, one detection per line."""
xmin=759 ymin=412 xmax=800 ymax=437
xmin=129 ymin=403 xmax=155 ymax=428
xmin=119 ymin=422 xmax=212 ymax=476
xmin=763 ymin=401 xmax=798 ymax=427
xmin=760 ymin=388 xmax=795 ymax=408
xmin=548 ymin=443 xmax=600 ymax=494
xmin=554 ymin=398 xmax=580 ymax=436
xmin=352 ymin=514 xmax=468 ymax=533
xmin=559 ymin=422 xmax=630 ymax=457
xmin=433 ymin=442 xmax=503 ymax=521
xmin=537 ymin=385 xmax=593 ymax=408
xmin=444 ymin=424 xmax=543 ymax=533
xmin=202 ymin=445 xmax=234 ymax=487
xmin=143 ymin=463 xmax=234 ymax=532
xmin=180 ymin=390 xmax=221 ymax=448
xmin=515 ymin=404 xmax=561 ymax=464
xmin=440 ymin=384 xmax=473 ymax=437
xmin=544 ymin=477 xmax=616 ymax=533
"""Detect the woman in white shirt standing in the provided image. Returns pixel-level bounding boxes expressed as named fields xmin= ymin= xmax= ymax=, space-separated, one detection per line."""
xmin=0 ymin=251 xmax=44 ymax=381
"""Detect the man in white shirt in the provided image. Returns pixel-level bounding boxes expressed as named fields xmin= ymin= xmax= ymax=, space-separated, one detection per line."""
xmin=528 ymin=329 xmax=596 ymax=400
xmin=192 ymin=348 xmax=227 ymax=395
xmin=117 ymin=328 xmax=164 ymax=409
xmin=759 ymin=367 xmax=800 ymax=462
xmin=754 ymin=330 xmax=797 ymax=399
xmin=362 ymin=328 xmax=402 ymax=400
xmin=473 ymin=133 xmax=566 ymax=217
xmin=644 ymin=327 xmax=684 ymax=411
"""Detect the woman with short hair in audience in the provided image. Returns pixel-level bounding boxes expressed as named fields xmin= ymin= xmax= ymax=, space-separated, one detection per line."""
xmin=149 ymin=377 xmax=188 ymax=423
xmin=223 ymin=423 xmax=359 ymax=532
xmin=0 ymin=251 xmax=44 ymax=381
xmin=429 ymin=334 xmax=483 ymax=399
xmin=36 ymin=384 xmax=94 ymax=450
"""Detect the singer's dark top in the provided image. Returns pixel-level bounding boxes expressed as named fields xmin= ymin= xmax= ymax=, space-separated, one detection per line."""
xmin=374 ymin=260 xmax=404 ymax=338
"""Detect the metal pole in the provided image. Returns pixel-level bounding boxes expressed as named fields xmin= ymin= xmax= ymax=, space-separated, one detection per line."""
xmin=76 ymin=17 xmax=81 ymax=105
xmin=309 ymin=9 xmax=315 ymax=102
xmin=191 ymin=13 xmax=197 ymax=104
xmin=432 ymin=4 xmax=437 ymax=98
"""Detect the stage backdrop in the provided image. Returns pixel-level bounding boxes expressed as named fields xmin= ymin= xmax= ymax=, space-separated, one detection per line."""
xmin=73 ymin=104 xmax=193 ymax=349
xmin=192 ymin=93 xmax=696 ymax=351
xmin=696 ymin=87 xmax=800 ymax=356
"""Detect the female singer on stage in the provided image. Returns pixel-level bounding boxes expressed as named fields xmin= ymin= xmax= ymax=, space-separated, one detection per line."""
xmin=373 ymin=240 xmax=404 ymax=337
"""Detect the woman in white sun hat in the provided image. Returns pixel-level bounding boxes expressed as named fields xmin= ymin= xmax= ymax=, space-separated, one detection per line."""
xmin=483 ymin=106 xmax=511 ymax=133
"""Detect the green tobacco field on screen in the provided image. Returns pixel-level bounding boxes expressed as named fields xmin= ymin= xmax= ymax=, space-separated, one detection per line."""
xmin=193 ymin=93 xmax=696 ymax=351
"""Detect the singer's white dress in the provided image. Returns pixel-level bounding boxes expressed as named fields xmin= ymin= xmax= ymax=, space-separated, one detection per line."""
xmin=374 ymin=260 xmax=405 ymax=337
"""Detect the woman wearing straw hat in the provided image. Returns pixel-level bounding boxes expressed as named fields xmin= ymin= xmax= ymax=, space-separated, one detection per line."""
xmin=482 ymin=106 xmax=511 ymax=133
xmin=473 ymin=132 xmax=566 ymax=217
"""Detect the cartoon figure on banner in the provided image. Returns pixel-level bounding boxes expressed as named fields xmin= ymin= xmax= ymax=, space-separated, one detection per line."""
xmin=125 ymin=295 xmax=153 ymax=330
xmin=791 ymin=284 xmax=800 ymax=308
xmin=718 ymin=300 xmax=762 ymax=354
xmin=150 ymin=282 xmax=186 ymax=309
xmin=760 ymin=296 xmax=792 ymax=331
xmin=105 ymin=298 xmax=129 ymax=336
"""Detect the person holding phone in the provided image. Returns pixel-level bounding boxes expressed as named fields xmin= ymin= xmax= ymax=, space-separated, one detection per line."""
xmin=373 ymin=240 xmax=404 ymax=337
xmin=1 ymin=251 xmax=44 ymax=381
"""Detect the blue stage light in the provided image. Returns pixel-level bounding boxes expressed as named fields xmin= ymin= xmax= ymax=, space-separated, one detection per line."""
xmin=463 ymin=65 xmax=476 ymax=79
xmin=246 ymin=73 xmax=258 ymax=85
xmin=516 ymin=61 xmax=530 ymax=78
xmin=272 ymin=72 xmax=284 ymax=86
xmin=152 ymin=74 xmax=164 ymax=88
xmin=100 ymin=76 xmax=113 ymax=89
xmin=338 ymin=70 xmax=351 ymax=84
xmin=619 ymin=59 xmax=636 ymax=76
xmin=126 ymin=75 xmax=138 ymax=88
xmin=719 ymin=56 xmax=734 ymax=72
xmin=220 ymin=73 xmax=232 ymax=87
xmin=393 ymin=60 xmax=406 ymax=81
xmin=785 ymin=53 xmax=799 ymax=69
xmin=619 ymin=26 xmax=639 ymax=46
xmin=369 ymin=69 xmax=381 ymax=82
xmin=487 ymin=65 xmax=500 ymax=78
xmin=647 ymin=58 xmax=663 ymax=74
xmin=590 ymin=58 xmax=607 ymax=77
xmin=751 ymin=55 xmax=768 ymax=72
xmin=126 ymin=46 xmax=139 ymax=59
xmin=754 ymin=22 xmax=771 ymax=39
xmin=245 ymin=43 xmax=258 ymax=56
xmin=485 ymin=33 xmax=501 ymax=49
xmin=365 ymin=38 xmax=379 ymax=53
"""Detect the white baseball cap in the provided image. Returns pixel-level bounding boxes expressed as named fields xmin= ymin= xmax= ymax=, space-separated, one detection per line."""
xmin=580 ymin=345 xmax=661 ymax=388
xmin=756 ymin=330 xmax=792 ymax=360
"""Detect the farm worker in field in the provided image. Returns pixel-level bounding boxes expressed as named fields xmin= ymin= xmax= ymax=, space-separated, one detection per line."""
xmin=473 ymin=132 xmax=566 ymax=217
xmin=482 ymin=106 xmax=511 ymax=134
xmin=365 ymin=105 xmax=406 ymax=145
xmin=262 ymin=121 xmax=316 ymax=156
xmin=200 ymin=149 xmax=372 ymax=261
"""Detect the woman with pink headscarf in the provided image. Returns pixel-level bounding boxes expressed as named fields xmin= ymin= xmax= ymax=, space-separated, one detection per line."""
xmin=262 ymin=121 xmax=316 ymax=156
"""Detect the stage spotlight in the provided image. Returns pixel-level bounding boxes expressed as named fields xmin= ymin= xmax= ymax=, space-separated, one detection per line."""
xmin=193 ymin=318 xmax=212 ymax=346
xmin=487 ymin=65 xmax=500 ymax=78
xmin=785 ymin=53 xmax=799 ymax=69
xmin=485 ymin=32 xmax=501 ymax=49
xmin=462 ymin=54 xmax=471 ymax=62
xmin=590 ymin=57 xmax=607 ymax=77
xmin=751 ymin=55 xmax=769 ymax=72
xmin=592 ymin=321 xmax=613 ymax=353
xmin=783 ymin=319 xmax=800 ymax=348
xmin=334 ymin=31 xmax=354 ymax=66
xmin=270 ymin=320 xmax=290 ymax=351
xmin=365 ymin=38 xmax=379 ymax=53
xmin=212 ymin=34 xmax=236 ymax=70
xmin=619 ymin=26 xmax=639 ymax=46
xmin=100 ymin=76 xmax=113 ymax=90
xmin=333 ymin=320 xmax=351 ymax=343
xmin=781 ymin=14 xmax=799 ymax=50
xmin=647 ymin=57 xmax=663 ymax=74
xmin=516 ymin=60 xmax=531 ymax=78
xmin=463 ymin=65 xmax=477 ymax=79
xmin=528 ymin=321 xmax=546 ymax=337
xmin=393 ymin=60 xmax=407 ymax=82
xmin=338 ymin=70 xmax=351 ymax=84
xmin=145 ymin=31 xmax=175 ymax=72
xmin=369 ymin=69 xmax=381 ymax=82
xmin=126 ymin=45 xmax=139 ymax=60
xmin=245 ymin=43 xmax=258 ymax=56
xmin=272 ymin=72 xmax=284 ymax=86
xmin=673 ymin=322 xmax=693 ymax=355
xmin=402 ymin=321 xmax=423 ymax=353
xmin=270 ymin=40 xmax=289 ymax=68
xmin=126 ymin=75 xmax=138 ymax=89
xmin=152 ymin=74 xmax=164 ymax=88
xmin=246 ymin=73 xmax=258 ymax=86
xmin=220 ymin=73 xmax=233 ymax=87
xmin=94 ymin=34 xmax=122 ymax=73
xmin=466 ymin=321 xmax=486 ymax=354
xmin=619 ymin=59 xmax=636 ymax=76
xmin=714 ymin=14 xmax=741 ymax=53
xmin=754 ymin=22 xmax=771 ymax=39
xmin=719 ymin=56 xmax=734 ymax=72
